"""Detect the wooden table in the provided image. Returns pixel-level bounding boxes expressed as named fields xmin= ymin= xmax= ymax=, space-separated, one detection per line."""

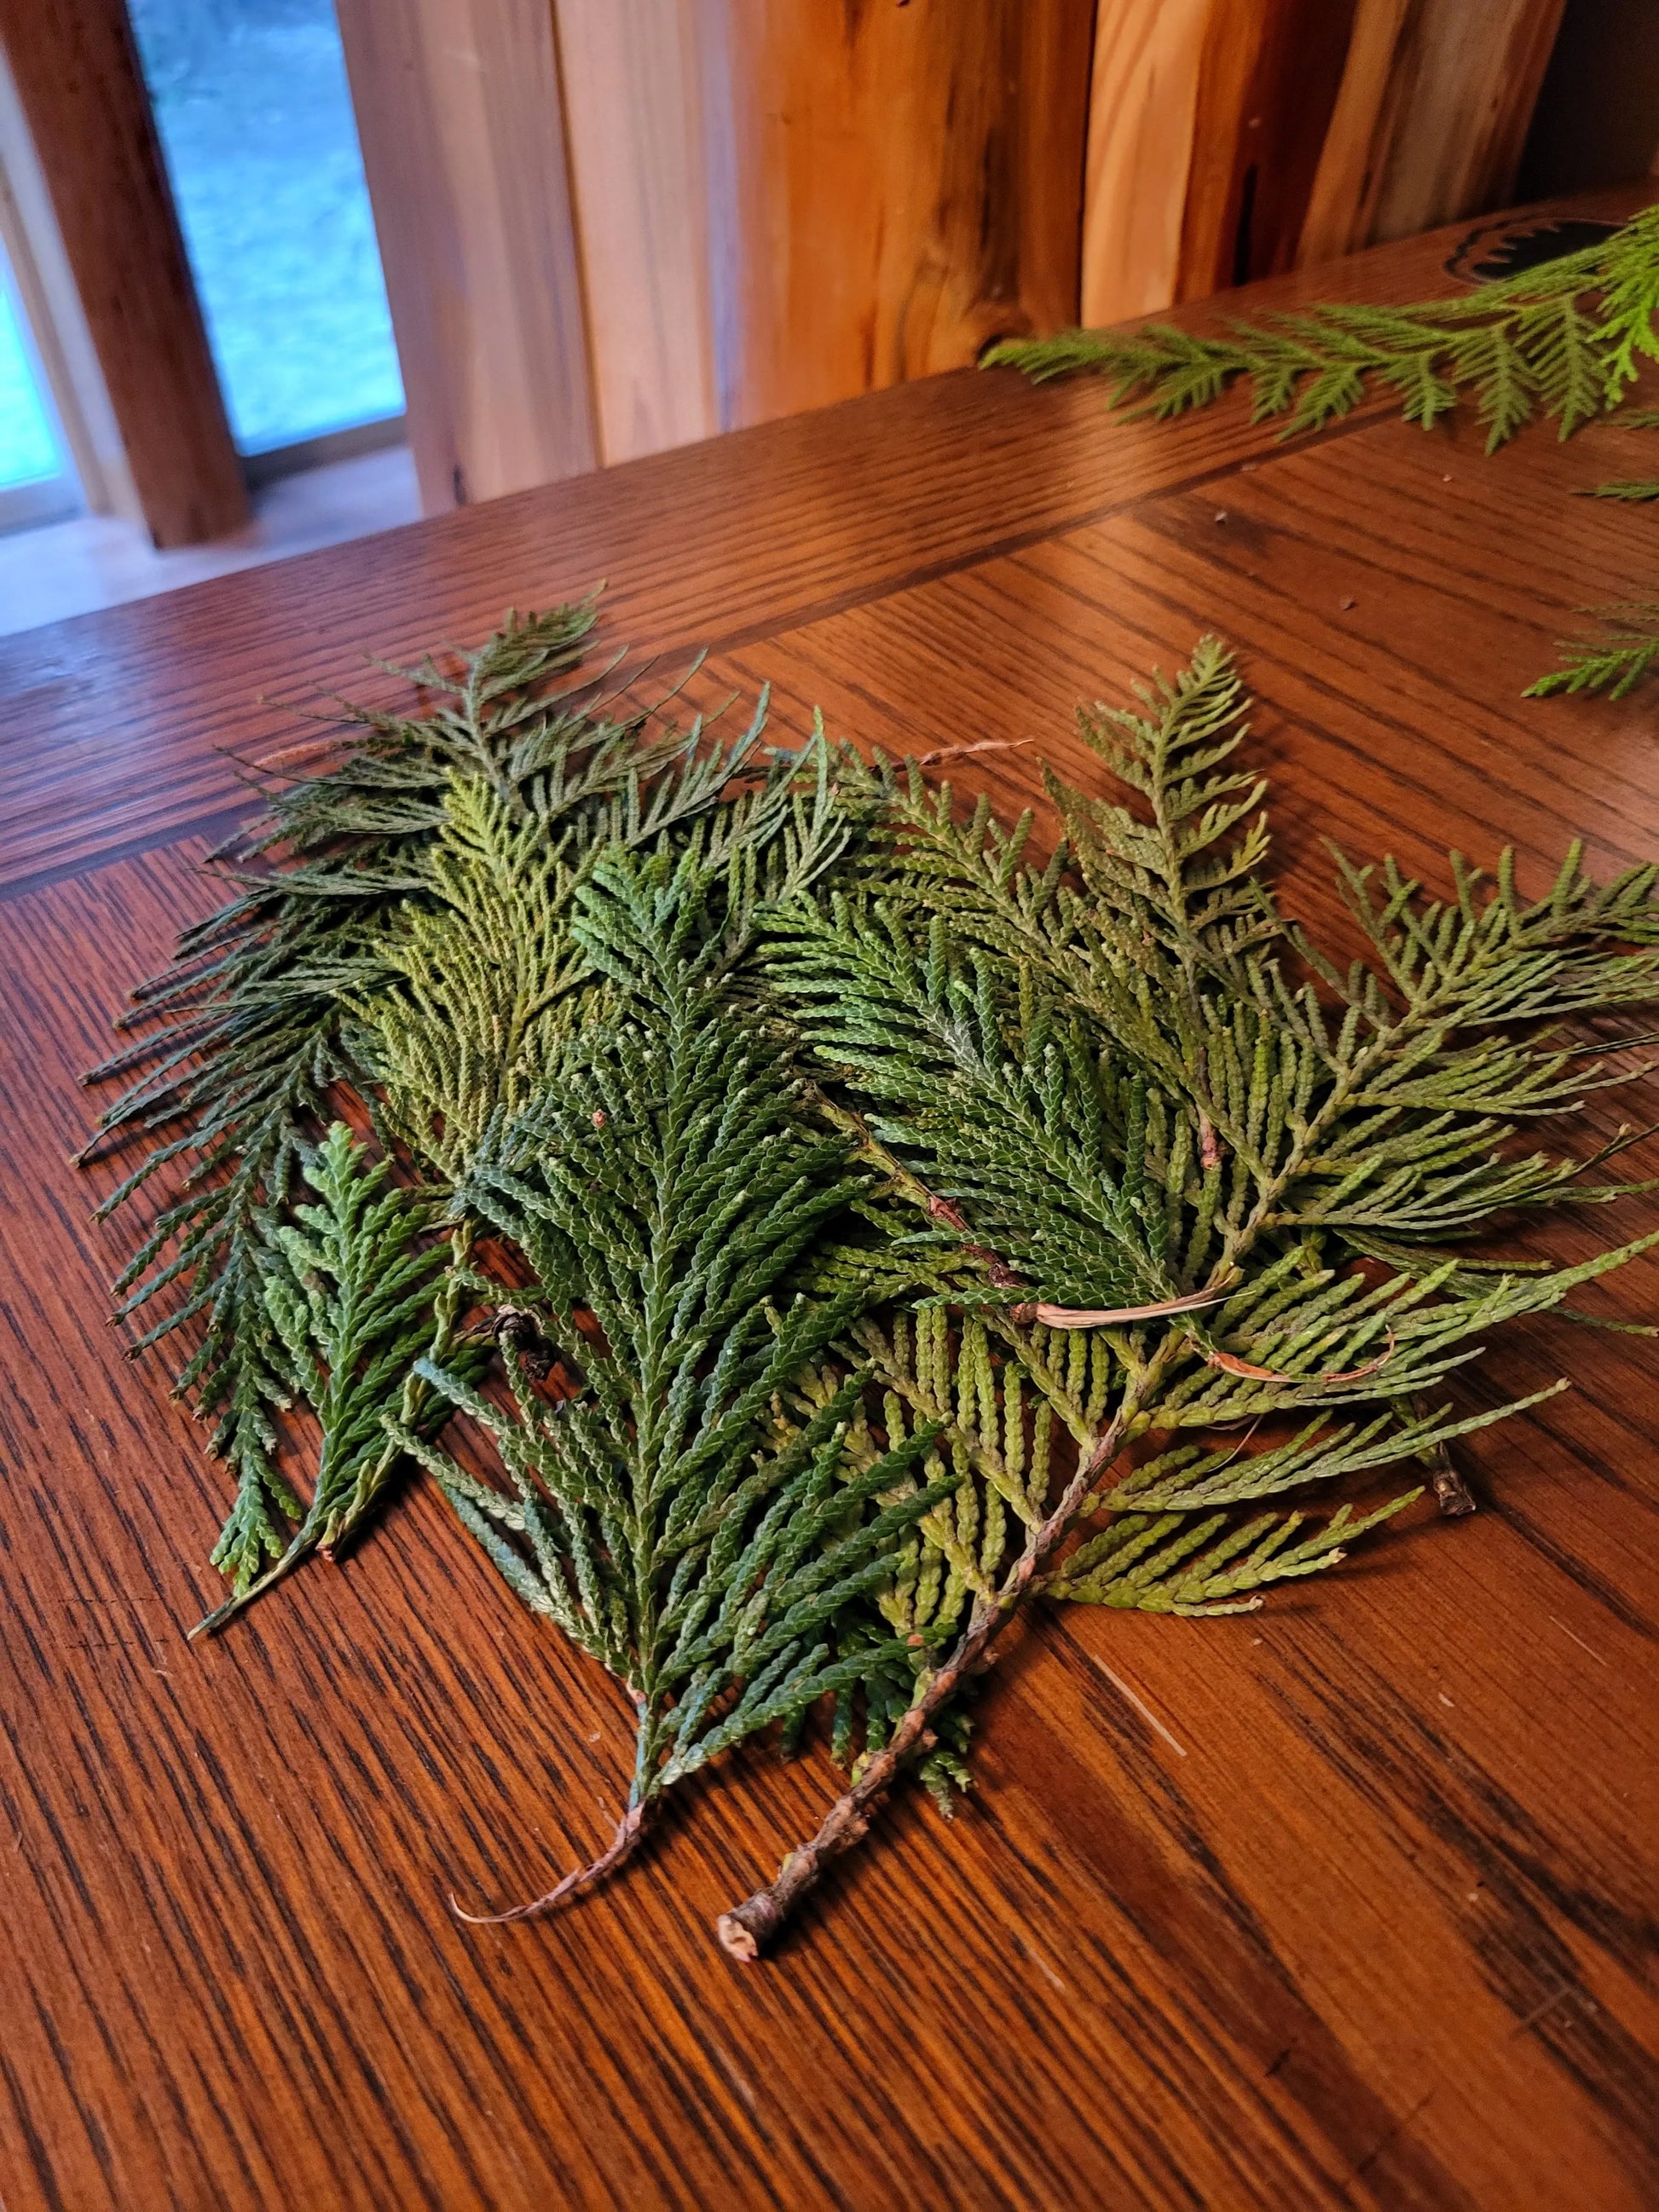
xmin=4 ymin=187 xmax=1658 ymax=2211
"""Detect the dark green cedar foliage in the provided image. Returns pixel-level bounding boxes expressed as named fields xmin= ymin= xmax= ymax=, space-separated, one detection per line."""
xmin=83 ymin=605 xmax=804 ymax=1596
xmin=719 ymin=636 xmax=1659 ymax=1954
xmin=389 ymin=851 xmax=955 ymax=1909
xmin=985 ymin=205 xmax=1659 ymax=449
xmin=772 ymin=642 xmax=1659 ymax=1499
xmin=85 ymin=603 xmax=957 ymax=1915
xmin=191 ymin=1122 xmax=482 ymax=1636
xmin=84 ymin=611 xmax=1659 ymax=1952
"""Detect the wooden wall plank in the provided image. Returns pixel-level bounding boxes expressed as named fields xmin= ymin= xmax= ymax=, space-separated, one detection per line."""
xmin=700 ymin=0 xmax=1095 ymax=429
xmin=0 ymin=46 xmax=140 ymax=522
xmin=1300 ymin=0 xmax=1569 ymax=264
xmin=1178 ymin=0 xmax=1361 ymax=295
xmin=1080 ymin=0 xmax=1211 ymax=324
xmin=1084 ymin=0 xmax=1568 ymax=324
xmin=553 ymin=0 xmax=718 ymax=465
xmin=0 ymin=0 xmax=247 ymax=547
xmin=334 ymin=0 xmax=598 ymax=512
xmin=558 ymin=0 xmax=1096 ymax=464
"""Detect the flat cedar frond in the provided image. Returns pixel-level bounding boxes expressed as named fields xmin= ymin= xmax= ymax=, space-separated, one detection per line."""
xmin=1526 ymin=604 xmax=1659 ymax=700
xmin=984 ymin=205 xmax=1659 ymax=452
xmin=982 ymin=220 xmax=1659 ymax=702
xmin=402 ymin=1362 xmax=951 ymax=1914
xmin=815 ymin=649 xmax=1659 ymax=1287
xmin=720 ymin=638 xmax=1659 ymax=1958
xmin=192 ymin=1125 xmax=484 ymax=1635
xmin=762 ymin=893 xmax=1177 ymax=1310
xmin=348 ymin=774 xmax=601 ymax=1179
xmin=83 ymin=600 xmax=812 ymax=1594
xmin=1058 ymin=636 xmax=1278 ymax=964
xmin=1048 ymin=1495 xmax=1416 ymax=1614
xmin=396 ymin=849 xmax=955 ymax=1912
xmin=1095 ymin=1383 xmax=1567 ymax=1516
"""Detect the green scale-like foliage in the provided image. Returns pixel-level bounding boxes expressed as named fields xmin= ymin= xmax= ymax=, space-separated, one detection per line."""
xmin=1527 ymin=603 xmax=1659 ymax=701
xmin=390 ymin=852 xmax=956 ymax=1901
xmin=1530 ymin=413 xmax=1659 ymax=698
xmin=986 ymin=205 xmax=1659 ymax=450
xmin=757 ymin=638 xmax=1659 ymax=1632
xmin=711 ymin=636 xmax=1659 ymax=1955
xmin=190 ymin=1123 xmax=488 ymax=1636
xmin=83 ymin=605 xmax=1659 ymax=1951
xmin=83 ymin=602 xmax=841 ymax=1595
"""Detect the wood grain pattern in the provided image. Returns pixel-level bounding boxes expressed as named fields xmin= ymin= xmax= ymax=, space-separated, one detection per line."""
xmin=552 ymin=0 xmax=720 ymax=465
xmin=1083 ymin=0 xmax=1567 ymax=322
xmin=702 ymin=0 xmax=1095 ymax=424
xmin=1299 ymin=0 xmax=1569 ymax=263
xmin=12 ymin=191 xmax=1647 ymax=901
xmin=0 ymin=0 xmax=248 ymax=546
xmin=333 ymin=0 xmax=598 ymax=512
xmin=2 ymin=188 xmax=1658 ymax=2209
xmin=1176 ymin=0 xmax=1361 ymax=297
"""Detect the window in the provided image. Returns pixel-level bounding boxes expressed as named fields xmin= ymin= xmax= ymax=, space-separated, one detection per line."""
xmin=0 ymin=236 xmax=76 ymax=529
xmin=127 ymin=0 xmax=403 ymax=460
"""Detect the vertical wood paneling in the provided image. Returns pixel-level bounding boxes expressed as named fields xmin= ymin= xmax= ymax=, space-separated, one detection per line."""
xmin=0 ymin=0 xmax=247 ymax=546
xmin=0 ymin=47 xmax=141 ymax=522
xmin=1299 ymin=0 xmax=1569 ymax=264
xmin=335 ymin=0 xmax=597 ymax=511
xmin=1083 ymin=0 xmax=1353 ymax=323
xmin=557 ymin=0 xmax=1095 ymax=465
xmin=553 ymin=0 xmax=718 ymax=465
xmin=702 ymin=0 xmax=1095 ymax=429
xmin=1177 ymin=0 xmax=1361 ymax=294
xmin=1080 ymin=0 xmax=1211 ymax=324
xmin=1084 ymin=0 xmax=1568 ymax=323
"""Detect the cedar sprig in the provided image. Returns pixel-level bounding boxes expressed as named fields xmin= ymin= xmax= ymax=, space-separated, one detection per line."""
xmin=1526 ymin=604 xmax=1659 ymax=700
xmin=83 ymin=600 xmax=814 ymax=1594
xmin=985 ymin=203 xmax=1659 ymax=450
xmin=983 ymin=214 xmax=1659 ymax=698
xmin=720 ymin=638 xmax=1659 ymax=1955
xmin=190 ymin=1123 xmax=485 ymax=1636
xmin=394 ymin=846 xmax=956 ymax=1914
xmin=1538 ymin=419 xmax=1659 ymax=692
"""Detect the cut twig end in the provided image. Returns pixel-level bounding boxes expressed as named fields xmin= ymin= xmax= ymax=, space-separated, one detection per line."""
xmin=715 ymin=1910 xmax=764 ymax=1964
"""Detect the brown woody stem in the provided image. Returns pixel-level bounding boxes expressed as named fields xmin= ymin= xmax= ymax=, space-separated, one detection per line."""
xmin=717 ymin=1395 xmax=1142 ymax=1961
xmin=809 ymin=1092 xmax=1025 ymax=1288
xmin=451 ymin=1799 xmax=650 ymax=1926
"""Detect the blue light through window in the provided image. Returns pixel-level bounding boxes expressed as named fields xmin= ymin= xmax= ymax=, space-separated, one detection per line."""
xmin=0 ymin=264 xmax=60 ymax=489
xmin=129 ymin=0 xmax=404 ymax=455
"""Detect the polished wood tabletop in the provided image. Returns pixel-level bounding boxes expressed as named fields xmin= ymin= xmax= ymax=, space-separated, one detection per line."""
xmin=3 ymin=187 xmax=1658 ymax=2211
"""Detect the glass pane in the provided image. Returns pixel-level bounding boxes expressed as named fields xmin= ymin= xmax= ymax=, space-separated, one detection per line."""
xmin=0 ymin=256 xmax=61 ymax=489
xmin=129 ymin=0 xmax=404 ymax=454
